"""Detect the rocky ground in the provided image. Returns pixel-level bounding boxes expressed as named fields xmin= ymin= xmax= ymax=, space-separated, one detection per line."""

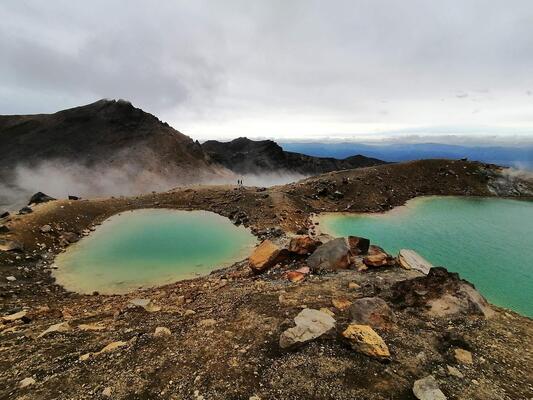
xmin=0 ymin=159 xmax=532 ymax=400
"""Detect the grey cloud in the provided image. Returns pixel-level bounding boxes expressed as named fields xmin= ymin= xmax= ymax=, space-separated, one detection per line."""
xmin=0 ymin=0 xmax=532 ymax=139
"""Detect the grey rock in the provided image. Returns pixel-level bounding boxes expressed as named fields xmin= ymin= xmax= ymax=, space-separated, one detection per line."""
xmin=279 ymin=308 xmax=336 ymax=349
xmin=307 ymin=236 xmax=369 ymax=271
xmin=40 ymin=224 xmax=52 ymax=233
xmin=413 ymin=375 xmax=447 ymax=400
xmin=399 ymin=249 xmax=433 ymax=275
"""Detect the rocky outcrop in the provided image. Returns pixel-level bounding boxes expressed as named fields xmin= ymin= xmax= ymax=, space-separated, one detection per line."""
xmin=279 ymin=308 xmax=336 ymax=349
xmin=391 ymin=267 xmax=494 ymax=318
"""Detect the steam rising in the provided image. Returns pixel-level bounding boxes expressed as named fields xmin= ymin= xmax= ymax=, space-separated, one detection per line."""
xmin=0 ymin=160 xmax=306 ymax=211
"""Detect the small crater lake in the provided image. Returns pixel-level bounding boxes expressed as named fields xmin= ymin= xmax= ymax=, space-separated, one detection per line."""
xmin=318 ymin=197 xmax=533 ymax=317
xmin=53 ymin=209 xmax=258 ymax=294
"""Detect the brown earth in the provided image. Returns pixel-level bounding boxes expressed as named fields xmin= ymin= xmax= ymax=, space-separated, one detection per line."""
xmin=0 ymin=159 xmax=532 ymax=400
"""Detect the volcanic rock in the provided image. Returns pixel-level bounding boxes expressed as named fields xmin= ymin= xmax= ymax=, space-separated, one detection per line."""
xmin=78 ymin=323 xmax=106 ymax=331
xmin=349 ymin=297 xmax=395 ymax=329
xmin=454 ymin=348 xmax=473 ymax=364
xmin=279 ymin=308 xmax=336 ymax=349
xmin=398 ymin=249 xmax=433 ymax=274
xmin=40 ymin=224 xmax=52 ymax=233
xmin=248 ymin=240 xmax=281 ymax=273
xmin=363 ymin=246 xmax=394 ymax=268
xmin=288 ymin=236 xmax=321 ymax=255
xmin=129 ymin=298 xmax=161 ymax=312
xmin=412 ymin=375 xmax=446 ymax=400
xmin=19 ymin=377 xmax=36 ymax=388
xmin=307 ymin=236 xmax=369 ymax=272
xmin=38 ymin=321 xmax=71 ymax=338
xmin=2 ymin=310 xmax=28 ymax=322
xmin=18 ymin=206 xmax=33 ymax=215
xmin=154 ymin=327 xmax=172 ymax=337
xmin=285 ymin=271 xmax=305 ymax=283
xmin=61 ymin=232 xmax=80 ymax=244
xmin=332 ymin=298 xmax=352 ymax=311
xmin=0 ymin=239 xmax=23 ymax=252
xmin=28 ymin=192 xmax=56 ymax=205
xmin=342 ymin=324 xmax=390 ymax=358
xmin=391 ymin=267 xmax=494 ymax=318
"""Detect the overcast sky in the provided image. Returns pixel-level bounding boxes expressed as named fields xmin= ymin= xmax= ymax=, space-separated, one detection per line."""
xmin=1 ymin=1 xmax=532 ymax=143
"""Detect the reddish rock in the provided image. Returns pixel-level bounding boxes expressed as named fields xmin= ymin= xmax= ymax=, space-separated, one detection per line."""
xmin=288 ymin=236 xmax=322 ymax=255
xmin=349 ymin=297 xmax=396 ymax=330
xmin=249 ymin=240 xmax=281 ymax=273
xmin=363 ymin=246 xmax=394 ymax=268
xmin=286 ymin=271 xmax=305 ymax=283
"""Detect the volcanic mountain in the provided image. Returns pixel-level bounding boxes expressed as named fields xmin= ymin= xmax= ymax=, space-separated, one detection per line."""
xmin=202 ymin=137 xmax=385 ymax=175
xmin=0 ymin=99 xmax=220 ymax=178
xmin=0 ymin=99 xmax=385 ymax=209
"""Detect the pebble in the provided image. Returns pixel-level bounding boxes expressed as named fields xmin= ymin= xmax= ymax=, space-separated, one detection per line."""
xmin=19 ymin=377 xmax=36 ymax=388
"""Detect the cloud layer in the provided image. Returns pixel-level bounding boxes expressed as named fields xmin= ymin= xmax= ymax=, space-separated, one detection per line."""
xmin=1 ymin=0 xmax=532 ymax=141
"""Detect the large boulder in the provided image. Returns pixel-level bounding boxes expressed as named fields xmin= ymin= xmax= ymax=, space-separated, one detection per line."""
xmin=342 ymin=324 xmax=390 ymax=359
xmin=398 ymin=249 xmax=433 ymax=275
xmin=307 ymin=236 xmax=369 ymax=272
xmin=349 ymin=297 xmax=395 ymax=330
xmin=248 ymin=240 xmax=281 ymax=273
xmin=391 ymin=267 xmax=494 ymax=318
xmin=279 ymin=308 xmax=336 ymax=349
xmin=28 ymin=192 xmax=56 ymax=205
xmin=288 ymin=236 xmax=321 ymax=255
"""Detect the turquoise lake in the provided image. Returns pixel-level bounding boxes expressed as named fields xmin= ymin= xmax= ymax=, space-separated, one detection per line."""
xmin=318 ymin=197 xmax=533 ymax=317
xmin=54 ymin=209 xmax=257 ymax=294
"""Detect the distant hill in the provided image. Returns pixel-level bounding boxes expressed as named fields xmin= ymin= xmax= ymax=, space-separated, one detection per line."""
xmin=281 ymin=142 xmax=533 ymax=170
xmin=202 ymin=137 xmax=385 ymax=175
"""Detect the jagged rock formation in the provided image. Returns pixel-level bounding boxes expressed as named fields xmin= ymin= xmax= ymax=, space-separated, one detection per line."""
xmin=202 ymin=137 xmax=385 ymax=175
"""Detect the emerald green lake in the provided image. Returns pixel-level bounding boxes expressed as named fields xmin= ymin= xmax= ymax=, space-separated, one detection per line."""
xmin=318 ymin=197 xmax=533 ymax=317
xmin=54 ymin=209 xmax=257 ymax=294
